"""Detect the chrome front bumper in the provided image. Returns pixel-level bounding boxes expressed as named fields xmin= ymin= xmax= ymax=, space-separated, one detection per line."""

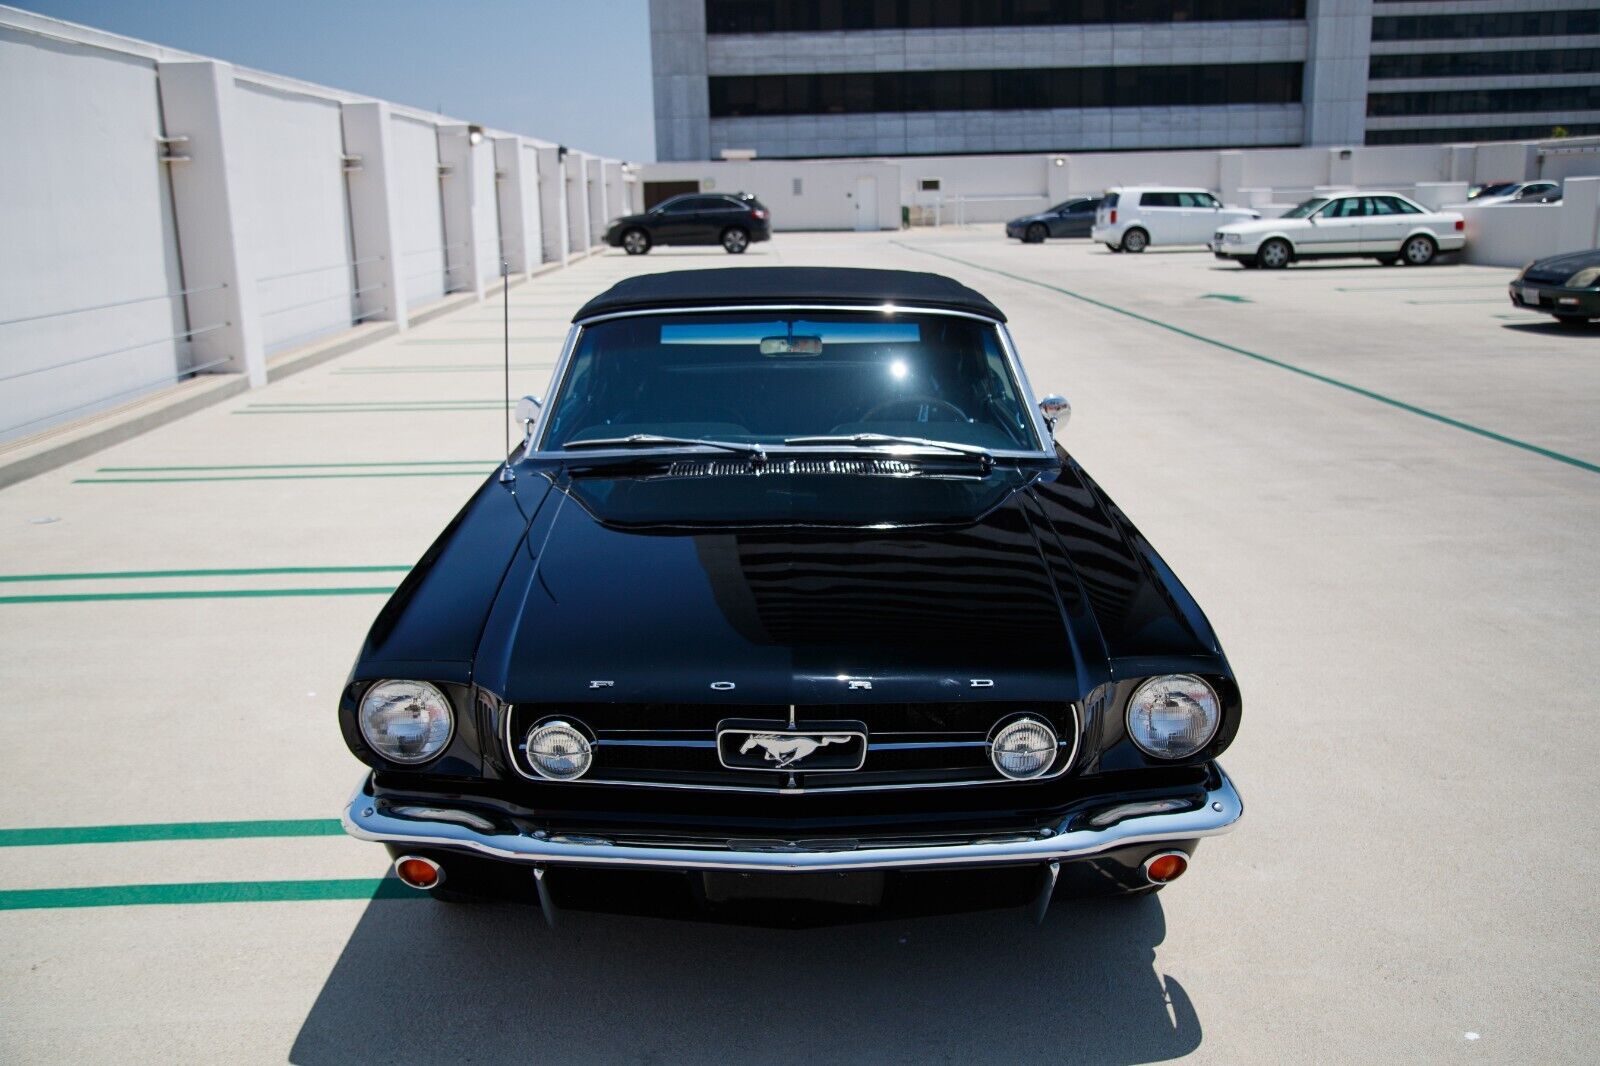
xmin=342 ymin=765 xmax=1242 ymax=874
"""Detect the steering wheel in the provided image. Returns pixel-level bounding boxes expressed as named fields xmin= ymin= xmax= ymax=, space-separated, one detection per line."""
xmin=860 ymin=395 xmax=972 ymax=423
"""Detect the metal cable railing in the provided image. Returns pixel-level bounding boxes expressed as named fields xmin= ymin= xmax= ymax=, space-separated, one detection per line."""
xmin=0 ymin=283 xmax=227 ymax=329
xmin=0 ymin=322 xmax=229 ymax=385
xmin=259 ymin=283 xmax=385 ymax=318
xmin=265 ymin=305 xmax=391 ymax=353
xmin=2 ymin=355 xmax=234 ymax=439
xmin=255 ymin=255 xmax=385 ymax=284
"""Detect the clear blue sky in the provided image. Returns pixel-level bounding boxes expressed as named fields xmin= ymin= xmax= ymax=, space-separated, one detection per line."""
xmin=23 ymin=0 xmax=656 ymax=161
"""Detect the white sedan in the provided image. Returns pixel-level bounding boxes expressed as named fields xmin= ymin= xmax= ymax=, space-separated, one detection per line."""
xmin=1210 ymin=192 xmax=1465 ymax=269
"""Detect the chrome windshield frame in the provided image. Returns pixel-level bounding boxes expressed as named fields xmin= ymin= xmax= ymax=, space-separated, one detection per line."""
xmin=525 ymin=303 xmax=1054 ymax=461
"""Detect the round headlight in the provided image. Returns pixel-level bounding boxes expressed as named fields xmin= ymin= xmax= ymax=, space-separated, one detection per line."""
xmin=359 ymin=680 xmax=453 ymax=765
xmin=525 ymin=720 xmax=592 ymax=781
xmin=1126 ymin=675 xmax=1220 ymax=759
xmin=990 ymin=717 xmax=1058 ymax=780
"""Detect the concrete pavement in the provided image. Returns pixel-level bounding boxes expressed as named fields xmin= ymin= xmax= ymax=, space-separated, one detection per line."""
xmin=1 ymin=230 xmax=1596 ymax=1063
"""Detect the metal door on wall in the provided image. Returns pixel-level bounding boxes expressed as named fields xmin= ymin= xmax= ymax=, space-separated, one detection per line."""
xmin=854 ymin=177 xmax=877 ymax=232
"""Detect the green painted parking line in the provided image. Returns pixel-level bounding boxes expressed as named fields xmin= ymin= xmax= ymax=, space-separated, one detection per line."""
xmin=0 ymin=586 xmax=396 ymax=605
xmin=0 ymin=878 xmax=417 ymax=910
xmin=1336 ymin=283 xmax=1509 ymax=292
xmin=0 ymin=566 xmax=406 ymax=584
xmin=0 ymin=819 xmax=343 ymax=847
xmin=896 ymin=242 xmax=1600 ymax=477
xmin=1404 ymin=297 xmax=1507 ymax=305
xmin=99 ymin=461 xmax=495 ymax=472
xmin=1199 ymin=294 xmax=1251 ymax=303
xmin=77 ymin=470 xmax=487 ymax=483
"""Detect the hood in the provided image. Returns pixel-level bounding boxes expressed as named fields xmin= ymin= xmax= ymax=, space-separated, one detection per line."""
xmin=1007 ymin=212 xmax=1050 ymax=226
xmin=607 ymin=212 xmax=650 ymax=229
xmin=1216 ymin=216 xmax=1288 ymax=236
xmin=1528 ymin=248 xmax=1600 ymax=275
xmin=473 ymin=471 xmax=1090 ymax=705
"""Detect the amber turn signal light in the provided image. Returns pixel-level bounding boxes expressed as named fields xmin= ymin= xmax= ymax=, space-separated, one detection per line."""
xmin=1143 ymin=851 xmax=1188 ymax=884
xmin=394 ymin=855 xmax=443 ymax=890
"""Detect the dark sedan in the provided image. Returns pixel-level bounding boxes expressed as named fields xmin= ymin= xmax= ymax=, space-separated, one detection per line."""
xmin=1509 ymin=249 xmax=1600 ymax=326
xmin=340 ymin=267 xmax=1242 ymax=922
xmin=606 ymin=192 xmax=771 ymax=255
xmin=1005 ymin=197 xmax=1102 ymax=243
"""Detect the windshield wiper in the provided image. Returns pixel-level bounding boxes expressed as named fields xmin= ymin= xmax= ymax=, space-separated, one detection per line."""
xmin=782 ymin=433 xmax=995 ymax=465
xmin=561 ymin=434 xmax=767 ymax=461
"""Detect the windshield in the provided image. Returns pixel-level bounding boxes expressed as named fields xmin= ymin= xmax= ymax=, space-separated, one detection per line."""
xmin=542 ymin=311 xmax=1039 ymax=453
xmin=1471 ymin=183 xmax=1516 ymax=199
xmin=1282 ymin=197 xmax=1329 ymax=219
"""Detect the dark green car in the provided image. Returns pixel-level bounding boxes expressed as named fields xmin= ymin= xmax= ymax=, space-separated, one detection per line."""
xmin=1509 ymin=249 xmax=1600 ymax=326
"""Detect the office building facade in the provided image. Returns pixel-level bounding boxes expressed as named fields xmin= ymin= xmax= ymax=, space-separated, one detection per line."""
xmin=650 ymin=1 xmax=1600 ymax=159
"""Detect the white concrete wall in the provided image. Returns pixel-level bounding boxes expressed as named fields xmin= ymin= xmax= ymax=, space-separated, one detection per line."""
xmin=1459 ymin=177 xmax=1600 ymax=267
xmin=234 ymin=78 xmax=355 ymax=353
xmin=0 ymin=24 xmax=188 ymax=439
xmin=390 ymin=114 xmax=449 ymax=308
xmin=644 ymin=159 xmax=901 ymax=230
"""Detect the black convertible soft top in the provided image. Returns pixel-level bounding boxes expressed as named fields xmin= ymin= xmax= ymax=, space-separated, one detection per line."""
xmin=572 ymin=267 xmax=1006 ymax=322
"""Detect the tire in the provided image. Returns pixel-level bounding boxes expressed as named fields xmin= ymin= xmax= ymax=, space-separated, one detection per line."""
xmin=1025 ymin=223 xmax=1047 ymax=244
xmin=621 ymin=228 xmax=650 ymax=255
xmin=1258 ymin=238 xmax=1292 ymax=270
xmin=1106 ymin=243 xmax=1123 ymax=253
xmin=721 ymin=227 xmax=749 ymax=254
xmin=1373 ymin=256 xmax=1398 ymax=266
xmin=1402 ymin=234 xmax=1436 ymax=266
xmin=1556 ymin=316 xmax=1593 ymax=328
xmin=1239 ymin=257 xmax=1260 ymax=269
xmin=1120 ymin=228 xmax=1148 ymax=253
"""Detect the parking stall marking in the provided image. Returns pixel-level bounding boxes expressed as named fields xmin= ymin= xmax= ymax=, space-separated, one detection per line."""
xmin=896 ymin=242 xmax=1600 ymax=477
xmin=0 ymin=564 xmax=407 ymax=604
xmin=0 ymin=878 xmax=417 ymax=910
xmin=0 ymin=819 xmax=343 ymax=847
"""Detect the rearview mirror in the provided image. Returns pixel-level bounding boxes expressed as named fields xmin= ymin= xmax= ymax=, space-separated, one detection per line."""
xmin=515 ymin=395 xmax=542 ymax=441
xmin=760 ymin=335 xmax=823 ymax=356
xmin=1038 ymin=394 xmax=1070 ymax=438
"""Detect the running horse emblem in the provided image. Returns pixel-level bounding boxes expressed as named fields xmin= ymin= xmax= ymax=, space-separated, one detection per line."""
xmin=739 ymin=733 xmax=850 ymax=769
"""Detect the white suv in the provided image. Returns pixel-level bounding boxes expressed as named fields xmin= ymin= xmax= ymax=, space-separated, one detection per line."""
xmin=1210 ymin=192 xmax=1465 ymax=269
xmin=1092 ymin=187 xmax=1260 ymax=253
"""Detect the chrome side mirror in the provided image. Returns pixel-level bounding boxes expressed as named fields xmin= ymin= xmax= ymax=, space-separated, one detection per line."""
xmin=515 ymin=395 xmax=542 ymax=442
xmin=1038 ymin=395 xmax=1070 ymax=437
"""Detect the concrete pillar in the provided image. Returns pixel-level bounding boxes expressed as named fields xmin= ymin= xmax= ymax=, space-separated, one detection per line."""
xmin=587 ymin=157 xmax=609 ymax=244
xmin=537 ymin=145 xmax=569 ymax=264
xmin=437 ymin=124 xmax=493 ymax=299
xmin=493 ymin=135 xmax=537 ymax=276
xmin=566 ymin=151 xmax=591 ymax=254
xmin=1302 ymin=0 xmax=1373 ymax=147
xmin=1557 ymin=177 xmax=1600 ymax=254
xmin=1411 ymin=182 xmax=1468 ymax=210
xmin=1447 ymin=145 xmax=1476 ymax=183
xmin=340 ymin=101 xmax=407 ymax=330
xmin=604 ymin=160 xmax=626 ymax=224
xmin=155 ymin=60 xmax=265 ymax=386
xmin=1327 ymin=147 xmax=1356 ymax=187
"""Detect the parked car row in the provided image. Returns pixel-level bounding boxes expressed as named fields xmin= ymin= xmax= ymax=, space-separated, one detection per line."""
xmin=1006 ymin=184 xmax=1468 ymax=269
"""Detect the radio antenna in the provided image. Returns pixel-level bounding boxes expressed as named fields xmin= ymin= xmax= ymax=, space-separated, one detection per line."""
xmin=497 ymin=257 xmax=515 ymax=483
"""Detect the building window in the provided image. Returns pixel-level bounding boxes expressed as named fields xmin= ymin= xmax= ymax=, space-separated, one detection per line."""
xmin=1368 ymin=85 xmax=1600 ymax=117
xmin=709 ymin=63 xmax=1304 ymax=117
xmin=1372 ymin=9 xmax=1600 ymax=42
xmin=1370 ymin=48 xmax=1600 ymax=80
xmin=793 ymin=177 xmax=803 ymax=195
xmin=919 ymin=178 xmax=941 ymax=192
xmin=1367 ymin=123 xmax=1600 ymax=145
xmin=704 ymin=1 xmax=1308 ymax=33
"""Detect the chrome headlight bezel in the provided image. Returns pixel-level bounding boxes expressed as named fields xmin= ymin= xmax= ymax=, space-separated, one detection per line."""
xmin=989 ymin=715 xmax=1060 ymax=781
xmin=357 ymin=679 xmax=455 ymax=766
xmin=524 ymin=719 xmax=594 ymax=781
xmin=1125 ymin=674 xmax=1222 ymax=760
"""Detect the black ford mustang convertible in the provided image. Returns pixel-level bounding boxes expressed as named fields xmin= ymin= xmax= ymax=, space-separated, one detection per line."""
xmin=340 ymin=267 xmax=1242 ymax=921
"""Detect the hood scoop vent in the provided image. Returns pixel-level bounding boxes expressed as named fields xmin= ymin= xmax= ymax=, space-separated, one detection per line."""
xmin=663 ymin=458 xmax=920 ymax=478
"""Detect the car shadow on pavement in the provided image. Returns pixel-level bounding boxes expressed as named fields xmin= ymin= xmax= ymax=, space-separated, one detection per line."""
xmin=288 ymin=892 xmax=1199 ymax=1065
xmin=1500 ymin=320 xmax=1599 ymax=336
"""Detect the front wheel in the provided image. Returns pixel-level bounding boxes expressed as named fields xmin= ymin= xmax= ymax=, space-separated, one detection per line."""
xmin=1402 ymin=235 xmax=1437 ymax=266
xmin=1556 ymin=316 xmax=1593 ymax=328
xmin=1257 ymin=238 xmax=1292 ymax=269
xmin=1106 ymin=243 xmax=1123 ymax=253
xmin=1025 ymin=223 xmax=1047 ymax=244
xmin=621 ymin=228 xmax=650 ymax=255
xmin=1120 ymin=228 xmax=1148 ymax=253
xmin=1373 ymin=256 xmax=1398 ymax=266
xmin=721 ymin=227 xmax=749 ymax=254
xmin=1239 ymin=257 xmax=1260 ymax=270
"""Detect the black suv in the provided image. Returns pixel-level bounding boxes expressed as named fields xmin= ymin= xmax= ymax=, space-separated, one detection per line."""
xmin=606 ymin=192 xmax=772 ymax=255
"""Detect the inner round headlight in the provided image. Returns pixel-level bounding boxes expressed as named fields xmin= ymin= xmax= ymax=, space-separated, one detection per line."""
xmin=990 ymin=717 xmax=1058 ymax=780
xmin=359 ymin=680 xmax=454 ymax=765
xmin=525 ymin=720 xmax=593 ymax=781
xmin=1126 ymin=675 xmax=1221 ymax=759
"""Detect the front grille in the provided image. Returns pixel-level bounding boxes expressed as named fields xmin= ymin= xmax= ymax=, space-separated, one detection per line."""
xmin=506 ymin=702 xmax=1079 ymax=793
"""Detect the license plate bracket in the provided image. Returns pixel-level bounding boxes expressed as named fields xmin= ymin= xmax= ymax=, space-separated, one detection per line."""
xmin=701 ymin=869 xmax=886 ymax=906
